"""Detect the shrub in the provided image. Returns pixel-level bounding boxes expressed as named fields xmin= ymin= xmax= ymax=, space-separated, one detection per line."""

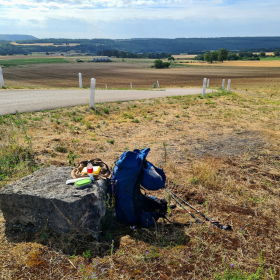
xmin=154 ymin=59 xmax=170 ymax=69
xmin=163 ymin=62 xmax=171 ymax=68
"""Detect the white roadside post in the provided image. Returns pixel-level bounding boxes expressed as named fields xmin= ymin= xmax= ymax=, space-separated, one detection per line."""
xmin=227 ymin=79 xmax=231 ymax=93
xmin=90 ymin=78 xmax=96 ymax=109
xmin=105 ymin=84 xmax=107 ymax=89
xmin=157 ymin=80 xmax=160 ymax=88
xmin=130 ymin=83 xmax=132 ymax=89
xmin=0 ymin=67 xmax=5 ymax=88
xmin=222 ymin=79 xmax=225 ymax=90
xmin=207 ymin=79 xmax=210 ymax=88
xmin=202 ymin=78 xmax=207 ymax=96
xmin=79 ymin=73 xmax=82 ymax=88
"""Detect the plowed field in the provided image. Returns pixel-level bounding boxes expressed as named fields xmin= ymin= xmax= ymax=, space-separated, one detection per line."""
xmin=1 ymin=60 xmax=280 ymax=91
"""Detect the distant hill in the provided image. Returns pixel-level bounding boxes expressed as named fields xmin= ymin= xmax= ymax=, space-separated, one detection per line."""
xmin=1 ymin=36 xmax=280 ymax=55
xmin=0 ymin=34 xmax=37 ymax=41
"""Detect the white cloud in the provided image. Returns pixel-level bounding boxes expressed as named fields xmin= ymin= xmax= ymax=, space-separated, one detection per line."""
xmin=0 ymin=0 xmax=280 ymax=37
xmin=1 ymin=0 xmax=279 ymax=23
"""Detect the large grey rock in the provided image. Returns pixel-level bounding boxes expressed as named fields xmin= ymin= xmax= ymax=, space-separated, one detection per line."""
xmin=0 ymin=166 xmax=108 ymax=238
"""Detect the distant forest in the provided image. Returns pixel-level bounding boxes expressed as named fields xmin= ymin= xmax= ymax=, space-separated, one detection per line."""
xmin=1 ymin=36 xmax=280 ymax=55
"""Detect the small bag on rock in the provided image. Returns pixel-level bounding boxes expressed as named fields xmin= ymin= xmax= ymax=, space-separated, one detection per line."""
xmin=71 ymin=158 xmax=111 ymax=180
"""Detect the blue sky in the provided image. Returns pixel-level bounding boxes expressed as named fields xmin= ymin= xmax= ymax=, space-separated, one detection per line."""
xmin=0 ymin=0 xmax=279 ymax=39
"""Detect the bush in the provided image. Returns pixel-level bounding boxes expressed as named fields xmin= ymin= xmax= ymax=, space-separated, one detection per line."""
xmin=227 ymin=53 xmax=239 ymax=61
xmin=259 ymin=51 xmax=266 ymax=57
xmin=163 ymin=62 xmax=171 ymax=68
xmin=194 ymin=54 xmax=204 ymax=60
xmin=154 ymin=59 xmax=170 ymax=69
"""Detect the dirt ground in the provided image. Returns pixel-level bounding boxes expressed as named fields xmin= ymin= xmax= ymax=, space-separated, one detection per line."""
xmin=0 ymin=84 xmax=279 ymax=279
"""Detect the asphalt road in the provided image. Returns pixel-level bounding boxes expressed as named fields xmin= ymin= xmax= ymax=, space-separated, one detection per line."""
xmin=0 ymin=88 xmax=215 ymax=116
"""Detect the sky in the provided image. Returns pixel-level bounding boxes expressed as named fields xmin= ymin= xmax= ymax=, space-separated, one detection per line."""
xmin=0 ymin=0 xmax=280 ymax=39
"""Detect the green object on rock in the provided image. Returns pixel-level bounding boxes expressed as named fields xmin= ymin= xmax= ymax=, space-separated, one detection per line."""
xmin=74 ymin=178 xmax=92 ymax=189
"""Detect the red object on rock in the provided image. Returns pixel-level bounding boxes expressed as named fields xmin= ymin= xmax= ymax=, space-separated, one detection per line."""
xmin=87 ymin=166 xmax=93 ymax=174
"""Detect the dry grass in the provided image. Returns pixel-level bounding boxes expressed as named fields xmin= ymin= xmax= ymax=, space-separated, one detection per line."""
xmin=0 ymin=86 xmax=279 ymax=279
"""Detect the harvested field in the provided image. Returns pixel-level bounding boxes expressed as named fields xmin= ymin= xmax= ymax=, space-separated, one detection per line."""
xmin=0 ymin=55 xmax=62 ymax=60
xmin=173 ymin=54 xmax=197 ymax=60
xmin=0 ymin=88 xmax=280 ymax=279
xmin=253 ymin=52 xmax=275 ymax=56
xmin=1 ymin=60 xmax=280 ymax=93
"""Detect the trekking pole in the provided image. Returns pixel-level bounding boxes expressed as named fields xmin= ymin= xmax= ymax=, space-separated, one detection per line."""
xmin=166 ymin=188 xmax=232 ymax=231
xmin=164 ymin=189 xmax=204 ymax=224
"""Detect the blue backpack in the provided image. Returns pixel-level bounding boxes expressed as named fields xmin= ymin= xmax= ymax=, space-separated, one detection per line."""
xmin=111 ymin=148 xmax=167 ymax=227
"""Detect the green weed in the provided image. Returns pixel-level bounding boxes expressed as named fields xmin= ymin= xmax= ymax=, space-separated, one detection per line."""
xmin=84 ymin=121 xmax=92 ymax=129
xmin=67 ymin=150 xmax=77 ymax=166
xmin=107 ymin=139 xmax=115 ymax=145
xmin=131 ymin=119 xmax=140 ymax=123
xmin=103 ymin=108 xmax=109 ymax=114
xmin=82 ymin=250 xmax=91 ymax=260
xmin=123 ymin=113 xmax=134 ymax=119
xmin=163 ymin=142 xmax=168 ymax=162
xmin=215 ymin=251 xmax=269 ymax=280
xmin=32 ymin=115 xmax=44 ymax=121
xmin=0 ymin=112 xmax=37 ymax=188
xmin=54 ymin=144 xmax=67 ymax=153
xmin=71 ymin=116 xmax=83 ymax=122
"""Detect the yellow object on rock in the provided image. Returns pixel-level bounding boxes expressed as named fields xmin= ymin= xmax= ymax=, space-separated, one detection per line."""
xmin=81 ymin=166 xmax=101 ymax=175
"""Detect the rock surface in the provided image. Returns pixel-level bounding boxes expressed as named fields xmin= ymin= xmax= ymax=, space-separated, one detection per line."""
xmin=0 ymin=166 xmax=108 ymax=238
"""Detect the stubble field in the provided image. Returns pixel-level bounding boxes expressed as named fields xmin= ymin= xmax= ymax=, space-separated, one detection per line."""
xmin=0 ymin=57 xmax=280 ymax=279
xmin=189 ymin=60 xmax=280 ymax=68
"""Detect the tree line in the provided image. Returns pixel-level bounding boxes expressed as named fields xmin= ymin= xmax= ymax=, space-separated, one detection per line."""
xmin=194 ymin=49 xmax=280 ymax=62
xmin=96 ymin=50 xmax=171 ymax=59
